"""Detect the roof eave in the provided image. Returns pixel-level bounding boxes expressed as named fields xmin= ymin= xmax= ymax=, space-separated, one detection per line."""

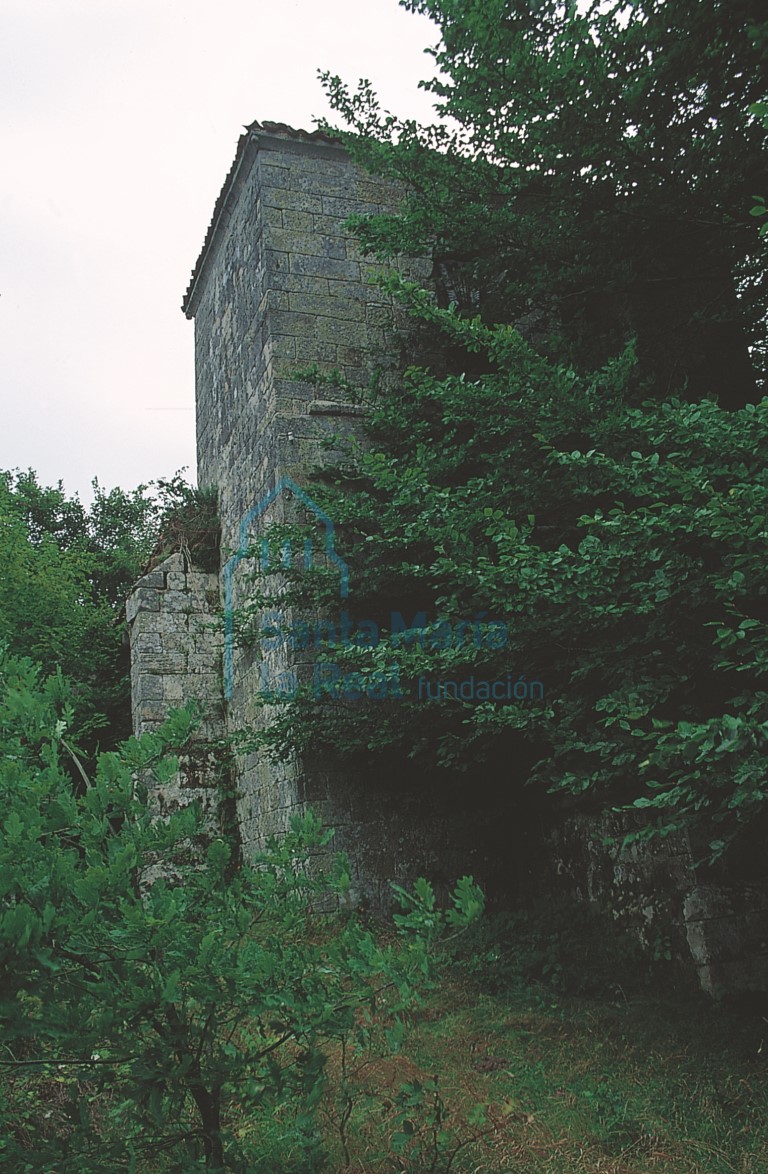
xmin=181 ymin=121 xmax=346 ymax=320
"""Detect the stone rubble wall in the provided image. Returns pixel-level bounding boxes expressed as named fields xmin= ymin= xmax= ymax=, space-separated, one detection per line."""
xmin=127 ymin=552 xmax=226 ymax=833
xmin=548 ymin=811 xmax=768 ymax=995
xmin=683 ymin=883 xmax=768 ymax=995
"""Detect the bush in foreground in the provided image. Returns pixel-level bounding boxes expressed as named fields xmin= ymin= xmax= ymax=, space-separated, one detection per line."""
xmin=0 ymin=649 xmax=482 ymax=1171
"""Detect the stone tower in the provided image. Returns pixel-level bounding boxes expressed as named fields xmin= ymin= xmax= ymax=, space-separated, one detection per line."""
xmin=183 ymin=121 xmax=407 ymax=563
xmin=128 ymin=121 xmax=491 ymax=905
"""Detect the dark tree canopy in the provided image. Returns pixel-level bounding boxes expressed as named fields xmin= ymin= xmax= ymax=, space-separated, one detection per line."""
xmin=322 ymin=0 xmax=768 ymax=404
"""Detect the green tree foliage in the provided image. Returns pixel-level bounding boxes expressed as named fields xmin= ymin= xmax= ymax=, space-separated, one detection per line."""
xmin=0 ymin=650 xmax=482 ymax=1170
xmin=322 ymin=0 xmax=767 ymax=404
xmin=0 ymin=471 xmax=219 ymax=758
xmin=0 ymin=471 xmax=159 ymax=754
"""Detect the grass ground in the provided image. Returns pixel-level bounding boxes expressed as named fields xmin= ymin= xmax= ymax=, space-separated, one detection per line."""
xmin=4 ymin=905 xmax=768 ymax=1171
xmin=311 ymin=907 xmax=768 ymax=1173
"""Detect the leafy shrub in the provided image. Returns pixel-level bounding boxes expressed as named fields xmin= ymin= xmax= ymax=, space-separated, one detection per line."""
xmin=0 ymin=649 xmax=483 ymax=1170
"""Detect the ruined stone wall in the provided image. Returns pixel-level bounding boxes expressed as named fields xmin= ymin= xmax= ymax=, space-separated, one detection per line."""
xmin=127 ymin=552 xmax=225 ymax=831
xmin=547 ymin=811 xmax=768 ymax=996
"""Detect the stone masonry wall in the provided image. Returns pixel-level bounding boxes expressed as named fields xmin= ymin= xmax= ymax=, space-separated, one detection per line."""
xmin=182 ymin=125 xmax=464 ymax=891
xmin=187 ymin=126 xmax=419 ymax=560
xmin=547 ymin=810 xmax=768 ymax=995
xmin=127 ymin=552 xmax=225 ymax=833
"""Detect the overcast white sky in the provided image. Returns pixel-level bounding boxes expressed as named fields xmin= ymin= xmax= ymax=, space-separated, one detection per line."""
xmin=0 ymin=0 xmax=439 ymax=502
